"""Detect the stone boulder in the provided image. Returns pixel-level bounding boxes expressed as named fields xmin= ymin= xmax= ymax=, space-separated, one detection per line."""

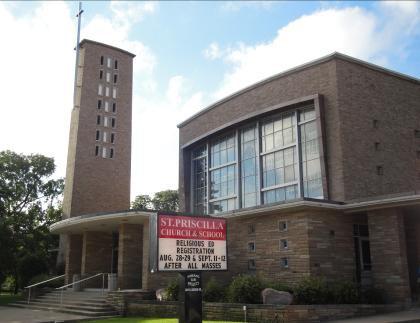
xmin=262 ymin=288 xmax=293 ymax=305
xmin=156 ymin=288 xmax=167 ymax=301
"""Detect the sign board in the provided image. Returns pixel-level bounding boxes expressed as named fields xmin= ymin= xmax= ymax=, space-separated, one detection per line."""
xmin=157 ymin=214 xmax=227 ymax=271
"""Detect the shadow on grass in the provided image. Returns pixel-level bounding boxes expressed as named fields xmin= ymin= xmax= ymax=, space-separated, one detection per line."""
xmin=0 ymin=293 xmax=23 ymax=306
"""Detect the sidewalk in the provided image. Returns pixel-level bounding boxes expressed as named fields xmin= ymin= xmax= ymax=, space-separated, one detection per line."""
xmin=0 ymin=306 xmax=91 ymax=323
xmin=327 ymin=307 xmax=420 ymax=323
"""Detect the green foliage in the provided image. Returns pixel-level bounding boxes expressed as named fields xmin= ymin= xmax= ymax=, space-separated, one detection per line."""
xmin=203 ymin=277 xmax=226 ymax=302
xmin=1 ymin=276 xmax=16 ymax=292
xmin=227 ymin=274 xmax=263 ymax=304
xmin=165 ymin=278 xmax=180 ymax=301
xmin=132 ymin=190 xmax=179 ymax=212
xmin=361 ymin=287 xmax=386 ymax=304
xmin=265 ymin=281 xmax=293 ymax=294
xmin=330 ymin=280 xmax=359 ymax=304
xmin=131 ymin=195 xmax=152 ymax=210
xmin=28 ymin=273 xmax=64 ymax=288
xmin=0 ymin=150 xmax=63 ymax=293
xmin=294 ymin=276 xmax=330 ymax=304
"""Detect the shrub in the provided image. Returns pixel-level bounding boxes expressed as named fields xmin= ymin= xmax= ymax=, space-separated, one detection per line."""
xmin=330 ymin=280 xmax=359 ymax=304
xmin=294 ymin=276 xmax=330 ymax=304
xmin=165 ymin=278 xmax=180 ymax=301
xmin=203 ymin=277 xmax=226 ymax=302
xmin=227 ymin=274 xmax=263 ymax=304
xmin=265 ymin=281 xmax=294 ymax=294
xmin=361 ymin=287 xmax=386 ymax=304
xmin=1 ymin=276 xmax=16 ymax=293
xmin=28 ymin=274 xmax=64 ymax=289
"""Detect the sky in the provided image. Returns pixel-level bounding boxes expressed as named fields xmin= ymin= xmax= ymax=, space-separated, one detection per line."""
xmin=0 ymin=1 xmax=419 ymax=200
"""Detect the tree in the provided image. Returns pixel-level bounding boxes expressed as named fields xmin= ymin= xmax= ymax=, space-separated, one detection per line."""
xmin=131 ymin=194 xmax=152 ymax=210
xmin=0 ymin=150 xmax=63 ymax=293
xmin=152 ymin=190 xmax=179 ymax=212
xmin=131 ymin=189 xmax=179 ymax=212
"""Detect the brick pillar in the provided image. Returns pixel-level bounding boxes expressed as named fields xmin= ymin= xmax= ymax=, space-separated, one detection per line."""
xmin=65 ymin=234 xmax=83 ymax=285
xmin=368 ymin=208 xmax=411 ymax=303
xmin=141 ymin=220 xmax=152 ymax=290
xmin=118 ymin=224 xmax=143 ymax=289
xmin=405 ymin=215 xmax=420 ymax=297
xmin=81 ymin=231 xmax=113 ymax=276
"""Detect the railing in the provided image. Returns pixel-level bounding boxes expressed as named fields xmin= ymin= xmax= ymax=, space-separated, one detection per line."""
xmin=24 ymin=274 xmax=65 ymax=304
xmin=55 ymin=273 xmax=106 ymax=306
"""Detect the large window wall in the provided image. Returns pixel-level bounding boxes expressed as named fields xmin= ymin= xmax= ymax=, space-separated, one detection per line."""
xmin=191 ymin=105 xmax=324 ymax=214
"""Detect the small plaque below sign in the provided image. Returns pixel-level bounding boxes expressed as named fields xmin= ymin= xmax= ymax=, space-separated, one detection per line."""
xmin=185 ymin=273 xmax=202 ymax=292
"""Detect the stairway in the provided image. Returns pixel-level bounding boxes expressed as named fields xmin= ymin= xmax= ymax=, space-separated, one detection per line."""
xmin=9 ymin=290 xmax=119 ymax=318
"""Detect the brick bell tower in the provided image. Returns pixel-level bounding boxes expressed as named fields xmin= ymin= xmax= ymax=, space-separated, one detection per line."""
xmin=58 ymin=39 xmax=135 ymax=282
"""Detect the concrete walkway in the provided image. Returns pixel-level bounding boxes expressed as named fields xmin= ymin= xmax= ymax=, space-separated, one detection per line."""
xmin=0 ymin=306 xmax=93 ymax=323
xmin=327 ymin=307 xmax=420 ymax=323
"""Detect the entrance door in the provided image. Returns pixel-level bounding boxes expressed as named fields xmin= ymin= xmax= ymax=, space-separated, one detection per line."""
xmin=111 ymin=232 xmax=119 ymax=274
xmin=354 ymin=224 xmax=372 ymax=286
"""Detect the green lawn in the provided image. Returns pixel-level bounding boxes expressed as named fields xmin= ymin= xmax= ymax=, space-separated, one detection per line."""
xmin=0 ymin=293 xmax=23 ymax=306
xmin=86 ymin=318 xmax=241 ymax=323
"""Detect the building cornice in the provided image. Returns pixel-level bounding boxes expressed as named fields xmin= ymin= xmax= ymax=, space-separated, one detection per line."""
xmin=177 ymin=52 xmax=420 ymax=129
xmin=80 ymin=39 xmax=136 ymax=57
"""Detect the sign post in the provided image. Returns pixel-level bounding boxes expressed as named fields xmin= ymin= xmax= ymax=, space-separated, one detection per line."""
xmin=156 ymin=213 xmax=227 ymax=323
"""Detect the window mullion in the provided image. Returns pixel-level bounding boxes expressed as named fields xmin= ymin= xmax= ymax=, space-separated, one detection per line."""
xmin=206 ymin=142 xmax=210 ymax=214
xmin=236 ymin=129 xmax=241 ymax=209
xmin=295 ymin=110 xmax=304 ymax=198
xmin=256 ymin=121 xmax=262 ymax=205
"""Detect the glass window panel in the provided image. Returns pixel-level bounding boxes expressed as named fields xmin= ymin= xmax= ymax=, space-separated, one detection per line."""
xmin=227 ymin=198 xmax=235 ymax=210
xmin=242 ymin=158 xmax=255 ymax=177
xmin=274 ymin=119 xmax=282 ymax=132
xmin=302 ymin=108 xmax=315 ymax=121
xmin=265 ymin=169 xmax=276 ymax=187
xmin=284 ymin=165 xmax=295 ymax=182
xmin=275 ymin=167 xmax=284 ymax=185
xmin=220 ymin=167 xmax=227 ymax=182
xmin=305 ymin=140 xmax=319 ymax=160
xmin=227 ymin=136 xmax=235 ymax=148
xmin=244 ymin=193 xmax=257 ymax=208
xmin=220 ymin=149 xmax=227 ymax=165
xmin=283 ymin=127 xmax=294 ymax=145
xmin=264 ymin=190 xmax=276 ymax=204
xmin=285 ymin=185 xmax=298 ymax=200
xmin=243 ymin=127 xmax=255 ymax=142
xmin=264 ymin=122 xmax=273 ymax=135
xmin=284 ymin=147 xmax=294 ymax=166
xmin=227 ymin=180 xmax=235 ymax=195
xmin=212 ymin=152 xmax=220 ymax=167
xmin=274 ymin=151 xmax=284 ymax=168
xmin=212 ymin=142 xmax=220 ymax=153
xmin=264 ymin=154 xmax=275 ymax=170
xmin=306 ymin=178 xmax=323 ymax=198
xmin=220 ymin=182 xmax=228 ymax=197
xmin=283 ymin=114 xmax=292 ymax=128
xmin=304 ymin=122 xmax=317 ymax=141
xmin=276 ymin=188 xmax=285 ymax=202
xmin=228 ymin=165 xmax=235 ymax=180
xmin=306 ymin=159 xmax=321 ymax=180
xmin=243 ymin=142 xmax=255 ymax=159
xmin=265 ymin=134 xmax=274 ymax=151
xmin=244 ymin=176 xmax=256 ymax=194
xmin=227 ymin=147 xmax=235 ymax=162
xmin=274 ymin=131 xmax=283 ymax=148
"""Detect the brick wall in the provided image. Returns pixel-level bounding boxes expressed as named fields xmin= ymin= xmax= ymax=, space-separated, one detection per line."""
xmin=118 ymin=224 xmax=143 ymax=289
xmin=65 ymin=234 xmax=83 ymax=285
xmin=368 ymin=208 xmax=411 ymax=303
xmin=124 ymin=300 xmax=404 ymax=322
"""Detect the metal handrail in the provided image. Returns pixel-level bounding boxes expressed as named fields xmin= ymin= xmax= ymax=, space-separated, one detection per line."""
xmin=55 ymin=273 xmax=104 ymax=290
xmin=25 ymin=274 xmax=65 ymax=304
xmin=55 ymin=272 xmax=107 ymax=306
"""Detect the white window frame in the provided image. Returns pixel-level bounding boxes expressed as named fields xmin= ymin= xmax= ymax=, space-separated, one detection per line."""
xmin=98 ymin=84 xmax=103 ymax=95
xmin=112 ymin=87 xmax=117 ymax=99
xmin=105 ymin=86 xmax=110 ymax=97
xmin=106 ymin=72 xmax=111 ymax=83
xmin=102 ymin=147 xmax=107 ymax=158
xmin=103 ymin=131 xmax=107 ymax=143
xmin=107 ymin=57 xmax=112 ymax=68
xmin=104 ymin=101 xmax=109 ymax=112
xmin=104 ymin=116 xmax=109 ymax=127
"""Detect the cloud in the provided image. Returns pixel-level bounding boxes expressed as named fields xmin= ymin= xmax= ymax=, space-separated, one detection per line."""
xmin=212 ymin=3 xmax=420 ymax=99
xmin=0 ymin=2 xmax=75 ymax=177
xmin=203 ymin=42 xmax=223 ymax=60
xmin=131 ymin=76 xmax=205 ymax=196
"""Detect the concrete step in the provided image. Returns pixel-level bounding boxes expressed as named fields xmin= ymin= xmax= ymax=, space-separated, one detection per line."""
xmin=8 ymin=302 xmax=119 ymax=317
xmin=38 ymin=294 xmax=107 ymax=303
xmin=20 ymin=300 xmax=112 ymax=311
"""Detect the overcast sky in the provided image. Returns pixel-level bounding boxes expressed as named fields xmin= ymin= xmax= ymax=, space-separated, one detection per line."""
xmin=0 ymin=1 xmax=419 ymax=200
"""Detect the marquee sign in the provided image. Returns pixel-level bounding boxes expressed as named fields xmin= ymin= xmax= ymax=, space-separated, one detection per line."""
xmin=157 ymin=214 xmax=227 ymax=271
